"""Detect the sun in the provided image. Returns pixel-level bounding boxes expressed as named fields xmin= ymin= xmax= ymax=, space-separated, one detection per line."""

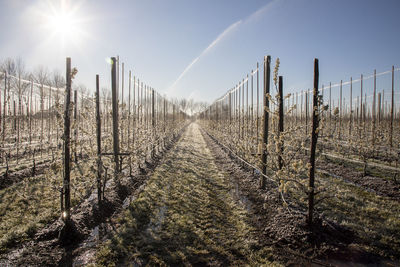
xmin=50 ymin=13 xmax=71 ymax=33
xmin=46 ymin=9 xmax=80 ymax=40
xmin=48 ymin=11 xmax=75 ymax=36
xmin=38 ymin=0 xmax=89 ymax=48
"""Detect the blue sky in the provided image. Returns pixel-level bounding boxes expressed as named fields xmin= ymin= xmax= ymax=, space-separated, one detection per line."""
xmin=0 ymin=0 xmax=399 ymax=103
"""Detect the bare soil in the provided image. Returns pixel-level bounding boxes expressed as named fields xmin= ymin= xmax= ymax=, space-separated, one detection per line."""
xmin=0 ymin=160 xmax=49 ymax=190
xmin=318 ymin=156 xmax=400 ymax=201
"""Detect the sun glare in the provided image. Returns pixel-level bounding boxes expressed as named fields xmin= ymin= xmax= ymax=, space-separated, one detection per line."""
xmin=46 ymin=10 xmax=79 ymax=38
xmin=39 ymin=1 xmax=89 ymax=48
xmin=48 ymin=12 xmax=74 ymax=35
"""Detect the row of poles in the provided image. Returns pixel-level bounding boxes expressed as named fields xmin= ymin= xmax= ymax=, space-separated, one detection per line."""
xmin=0 ymin=58 xmax=184 ymax=168
xmin=1 ymin=61 xmax=398 ymax=170
xmin=200 ymin=64 xmax=399 ymax=156
xmin=0 ymin=72 xmax=65 ymax=166
xmin=199 ymin=55 xmax=399 ymax=226
xmin=2 ymin=57 xmax=188 ymax=222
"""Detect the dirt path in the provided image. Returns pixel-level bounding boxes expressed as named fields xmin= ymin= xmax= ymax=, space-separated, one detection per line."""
xmin=96 ymin=123 xmax=278 ymax=266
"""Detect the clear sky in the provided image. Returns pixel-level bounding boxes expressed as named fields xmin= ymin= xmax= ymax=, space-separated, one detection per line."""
xmin=0 ymin=0 xmax=399 ymax=103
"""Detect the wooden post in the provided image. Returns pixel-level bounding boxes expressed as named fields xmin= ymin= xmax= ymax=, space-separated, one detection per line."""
xmin=390 ymin=66 xmax=394 ymax=146
xmin=308 ymin=58 xmax=319 ymax=228
xmin=48 ymin=85 xmax=51 ymax=143
xmin=74 ymin=90 xmax=78 ymax=162
xmin=360 ymin=74 xmax=363 ymax=137
xmin=117 ymin=56 xmax=119 ymax=97
xmin=163 ymin=97 xmax=166 ymax=134
xmin=320 ymin=85 xmax=324 ymax=136
xmin=121 ymin=63 xmax=124 ymax=146
xmin=246 ymin=74 xmax=249 ymax=138
xmin=140 ymin=81 xmax=142 ymax=127
xmin=41 ymin=84 xmax=44 ymax=144
xmin=111 ymin=57 xmax=120 ymax=175
xmin=145 ymin=88 xmax=149 ymax=152
xmin=146 ymin=86 xmax=149 ymax=132
xmin=278 ymin=76 xmax=284 ymax=170
xmin=229 ymin=91 xmax=232 ymax=129
xmin=329 ymin=82 xmax=332 ymax=124
xmin=95 ymin=75 xmax=102 ymax=204
xmin=256 ymin=63 xmax=259 ymax=144
xmin=295 ymin=92 xmax=299 ymax=126
xmin=301 ymin=90 xmax=304 ymax=123
xmin=35 ymin=96 xmax=37 ymax=136
xmin=13 ymin=100 xmax=16 ymax=134
xmin=128 ymin=70 xmax=131 ymax=149
xmin=145 ymin=85 xmax=148 ymax=132
xmin=133 ymin=75 xmax=136 ymax=145
xmin=372 ymin=69 xmax=376 ymax=144
xmin=29 ymin=81 xmax=33 ymax=144
xmin=260 ymin=55 xmax=271 ymax=189
xmin=17 ymin=75 xmax=21 ymax=145
xmin=291 ymin=93 xmax=294 ymax=128
xmin=152 ymin=89 xmax=155 ymax=157
xmin=0 ymin=86 xmax=1 ymax=144
xmin=378 ymin=92 xmax=382 ymax=124
xmin=349 ymin=77 xmax=352 ymax=135
xmin=305 ymin=89 xmax=308 ymax=135
xmin=216 ymin=101 xmax=219 ymax=124
xmin=238 ymin=83 xmax=241 ymax=139
xmin=364 ymin=93 xmax=367 ymax=133
xmin=173 ymin=102 xmax=175 ymax=124
xmin=63 ymin=57 xmax=72 ymax=221
xmin=251 ymin=71 xmax=254 ymax=140
xmin=2 ymin=72 xmax=6 ymax=143
xmin=357 ymin=96 xmax=359 ymax=125
xmin=339 ymin=80 xmax=342 ymax=139
xmin=242 ymin=79 xmax=245 ymax=138
xmin=382 ymin=90 xmax=385 ymax=120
